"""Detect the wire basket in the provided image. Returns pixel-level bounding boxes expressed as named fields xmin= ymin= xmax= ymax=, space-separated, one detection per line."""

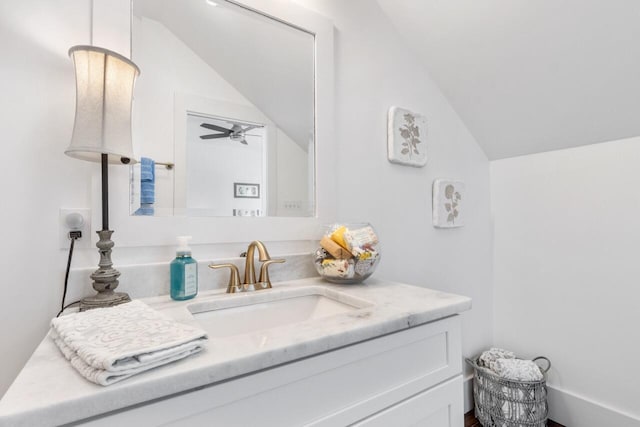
xmin=466 ymin=356 xmax=551 ymax=427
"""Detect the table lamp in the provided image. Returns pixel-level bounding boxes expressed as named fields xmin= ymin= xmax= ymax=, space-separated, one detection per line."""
xmin=66 ymin=45 xmax=140 ymax=311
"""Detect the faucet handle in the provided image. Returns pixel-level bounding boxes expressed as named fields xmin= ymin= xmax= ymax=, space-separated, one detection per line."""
xmin=208 ymin=263 xmax=242 ymax=293
xmin=257 ymin=259 xmax=286 ymax=289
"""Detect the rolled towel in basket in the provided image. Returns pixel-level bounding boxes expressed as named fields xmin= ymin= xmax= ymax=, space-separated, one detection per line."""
xmin=478 ymin=347 xmax=515 ymax=368
xmin=491 ymin=358 xmax=544 ymax=382
xmin=50 ymin=300 xmax=207 ymax=386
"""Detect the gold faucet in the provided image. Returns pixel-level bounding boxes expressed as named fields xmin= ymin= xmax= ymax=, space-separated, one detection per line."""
xmin=243 ymin=241 xmax=285 ymax=290
xmin=208 ymin=241 xmax=285 ymax=293
xmin=208 ymin=263 xmax=242 ymax=293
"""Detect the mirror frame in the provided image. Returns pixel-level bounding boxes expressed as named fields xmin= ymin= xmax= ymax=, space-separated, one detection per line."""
xmin=96 ymin=0 xmax=335 ymax=247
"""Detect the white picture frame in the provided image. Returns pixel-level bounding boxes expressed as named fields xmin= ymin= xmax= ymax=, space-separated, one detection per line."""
xmin=433 ymin=179 xmax=465 ymax=228
xmin=234 ymin=182 xmax=260 ymax=199
xmin=387 ymin=106 xmax=428 ymax=167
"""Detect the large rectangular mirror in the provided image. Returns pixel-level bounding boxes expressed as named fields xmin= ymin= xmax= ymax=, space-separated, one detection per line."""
xmin=130 ymin=0 xmax=315 ymax=218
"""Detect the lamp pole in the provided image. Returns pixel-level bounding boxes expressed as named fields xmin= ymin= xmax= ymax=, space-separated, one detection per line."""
xmin=80 ymin=154 xmax=131 ymax=311
xmin=101 ymin=153 xmax=109 ymax=231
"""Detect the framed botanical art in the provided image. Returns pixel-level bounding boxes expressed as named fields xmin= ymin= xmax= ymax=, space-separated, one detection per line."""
xmin=387 ymin=106 xmax=428 ymax=167
xmin=234 ymin=182 xmax=260 ymax=199
xmin=433 ymin=179 xmax=465 ymax=228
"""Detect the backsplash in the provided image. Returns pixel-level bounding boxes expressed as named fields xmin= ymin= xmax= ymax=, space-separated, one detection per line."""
xmin=65 ymin=253 xmax=318 ymax=303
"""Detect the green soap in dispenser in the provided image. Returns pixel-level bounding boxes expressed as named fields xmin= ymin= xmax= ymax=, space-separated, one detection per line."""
xmin=170 ymin=236 xmax=198 ymax=300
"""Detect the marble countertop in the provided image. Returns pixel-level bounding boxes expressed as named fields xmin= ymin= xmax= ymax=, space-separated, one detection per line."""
xmin=0 ymin=277 xmax=471 ymax=427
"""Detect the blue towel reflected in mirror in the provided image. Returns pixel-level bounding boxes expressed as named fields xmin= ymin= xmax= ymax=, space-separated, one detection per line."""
xmin=134 ymin=157 xmax=155 ymax=216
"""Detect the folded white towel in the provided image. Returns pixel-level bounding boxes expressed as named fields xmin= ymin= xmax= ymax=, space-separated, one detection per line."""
xmin=491 ymin=358 xmax=543 ymax=382
xmin=478 ymin=347 xmax=516 ymax=368
xmin=50 ymin=300 xmax=207 ymax=386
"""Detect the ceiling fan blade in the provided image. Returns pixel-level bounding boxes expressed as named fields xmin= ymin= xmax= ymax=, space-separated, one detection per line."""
xmin=240 ymin=138 xmax=249 ymax=145
xmin=200 ymin=123 xmax=231 ymax=133
xmin=241 ymin=124 xmax=261 ymax=132
xmin=200 ymin=134 xmax=229 ymax=139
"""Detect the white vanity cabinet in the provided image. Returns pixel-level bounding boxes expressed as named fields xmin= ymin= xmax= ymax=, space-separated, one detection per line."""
xmin=82 ymin=315 xmax=463 ymax=427
xmin=0 ymin=279 xmax=470 ymax=427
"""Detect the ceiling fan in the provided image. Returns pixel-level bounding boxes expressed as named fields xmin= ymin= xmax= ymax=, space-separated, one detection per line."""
xmin=199 ymin=122 xmax=262 ymax=145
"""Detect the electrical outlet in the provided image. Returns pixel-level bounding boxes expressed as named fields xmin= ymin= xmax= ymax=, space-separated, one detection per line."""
xmin=59 ymin=208 xmax=92 ymax=249
xmin=282 ymin=201 xmax=302 ymax=210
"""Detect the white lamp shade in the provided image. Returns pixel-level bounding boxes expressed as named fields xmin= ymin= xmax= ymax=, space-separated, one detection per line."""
xmin=66 ymin=45 xmax=140 ymax=165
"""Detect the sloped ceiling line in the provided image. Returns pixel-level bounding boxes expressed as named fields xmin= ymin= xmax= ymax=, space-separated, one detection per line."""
xmin=378 ymin=0 xmax=640 ymax=159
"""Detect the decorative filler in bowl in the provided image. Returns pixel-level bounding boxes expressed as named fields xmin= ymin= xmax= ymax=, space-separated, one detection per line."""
xmin=314 ymin=223 xmax=381 ymax=284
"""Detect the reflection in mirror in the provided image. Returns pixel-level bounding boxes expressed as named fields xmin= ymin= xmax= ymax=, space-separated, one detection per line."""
xmin=187 ymin=113 xmax=265 ymax=217
xmin=130 ymin=0 xmax=315 ymax=217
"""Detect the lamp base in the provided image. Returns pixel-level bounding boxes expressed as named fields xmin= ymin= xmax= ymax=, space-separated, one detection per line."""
xmin=80 ymin=229 xmax=131 ymax=312
xmin=80 ymin=291 xmax=131 ymax=311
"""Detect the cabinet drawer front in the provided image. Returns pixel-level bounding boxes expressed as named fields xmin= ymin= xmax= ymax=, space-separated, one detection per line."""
xmin=82 ymin=316 xmax=462 ymax=427
xmin=352 ymin=375 xmax=463 ymax=427
xmin=307 ymin=317 xmax=462 ymax=427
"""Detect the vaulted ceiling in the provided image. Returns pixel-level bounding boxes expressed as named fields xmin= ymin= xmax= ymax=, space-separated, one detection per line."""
xmin=378 ymin=0 xmax=640 ymax=159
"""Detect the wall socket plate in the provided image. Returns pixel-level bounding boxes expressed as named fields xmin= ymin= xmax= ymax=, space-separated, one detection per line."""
xmin=59 ymin=208 xmax=92 ymax=249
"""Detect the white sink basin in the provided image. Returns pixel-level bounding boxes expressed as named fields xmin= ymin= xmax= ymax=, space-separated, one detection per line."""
xmin=188 ymin=286 xmax=373 ymax=338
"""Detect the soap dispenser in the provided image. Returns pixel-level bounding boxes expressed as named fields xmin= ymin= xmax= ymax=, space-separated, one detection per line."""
xmin=170 ymin=236 xmax=198 ymax=300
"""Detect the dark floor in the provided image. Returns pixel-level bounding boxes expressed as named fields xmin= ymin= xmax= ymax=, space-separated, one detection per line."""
xmin=465 ymin=411 xmax=565 ymax=427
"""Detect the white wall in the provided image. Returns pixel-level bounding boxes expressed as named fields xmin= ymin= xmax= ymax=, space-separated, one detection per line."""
xmin=492 ymin=138 xmax=640 ymax=426
xmin=0 ymin=0 xmax=493 ymax=405
xmin=297 ymin=0 xmax=494 ymax=408
xmin=0 ymin=0 xmax=93 ymax=397
xmin=275 ymin=129 xmax=310 ymax=216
